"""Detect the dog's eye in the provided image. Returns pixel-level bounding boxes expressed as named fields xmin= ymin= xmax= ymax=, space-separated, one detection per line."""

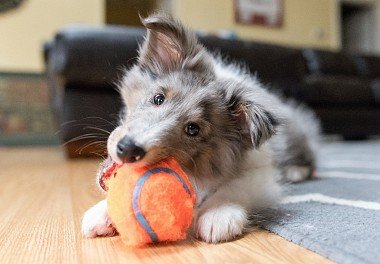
xmin=153 ymin=94 xmax=165 ymax=105
xmin=185 ymin=123 xmax=200 ymax=136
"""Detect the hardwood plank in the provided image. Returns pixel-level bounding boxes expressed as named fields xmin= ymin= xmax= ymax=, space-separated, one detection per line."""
xmin=0 ymin=147 xmax=77 ymax=263
xmin=0 ymin=147 xmax=332 ymax=263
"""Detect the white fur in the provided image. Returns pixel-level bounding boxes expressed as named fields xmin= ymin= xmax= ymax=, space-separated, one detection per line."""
xmin=82 ymin=200 xmax=116 ymax=238
xmin=195 ymin=204 xmax=248 ymax=243
xmin=284 ymin=166 xmax=311 ymax=183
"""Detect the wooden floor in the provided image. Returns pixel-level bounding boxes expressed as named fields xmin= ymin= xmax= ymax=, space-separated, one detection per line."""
xmin=0 ymin=147 xmax=332 ymax=263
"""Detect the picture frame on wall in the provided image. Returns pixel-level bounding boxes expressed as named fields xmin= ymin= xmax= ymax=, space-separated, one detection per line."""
xmin=234 ymin=0 xmax=284 ymax=27
xmin=0 ymin=0 xmax=25 ymax=13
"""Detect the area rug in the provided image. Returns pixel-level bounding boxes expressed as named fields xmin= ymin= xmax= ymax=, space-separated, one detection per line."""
xmin=262 ymin=140 xmax=380 ymax=264
xmin=0 ymin=72 xmax=58 ymax=145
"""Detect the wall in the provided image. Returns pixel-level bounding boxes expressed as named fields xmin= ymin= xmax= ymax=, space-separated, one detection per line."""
xmin=0 ymin=0 xmax=104 ymax=73
xmin=173 ymin=0 xmax=341 ymax=50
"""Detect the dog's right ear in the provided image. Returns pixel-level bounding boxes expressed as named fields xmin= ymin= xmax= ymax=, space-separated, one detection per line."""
xmin=138 ymin=13 xmax=213 ymax=77
xmin=221 ymin=83 xmax=280 ymax=148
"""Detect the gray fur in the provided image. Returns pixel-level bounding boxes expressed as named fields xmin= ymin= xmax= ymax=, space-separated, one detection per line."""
xmin=270 ymin=103 xmax=320 ymax=181
xmin=110 ymin=13 xmax=320 ymax=183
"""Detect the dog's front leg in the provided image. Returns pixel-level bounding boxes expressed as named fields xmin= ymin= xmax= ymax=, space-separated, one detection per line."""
xmin=194 ymin=186 xmax=249 ymax=243
xmin=81 ymin=200 xmax=116 ymax=238
xmin=194 ymin=170 xmax=281 ymax=243
xmin=195 ymin=199 xmax=248 ymax=243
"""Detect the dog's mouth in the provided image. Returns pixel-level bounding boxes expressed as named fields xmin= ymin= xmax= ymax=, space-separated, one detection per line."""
xmin=97 ymin=149 xmax=168 ymax=191
xmin=97 ymin=157 xmax=119 ymax=191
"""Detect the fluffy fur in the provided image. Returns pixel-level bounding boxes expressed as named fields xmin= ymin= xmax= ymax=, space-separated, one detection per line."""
xmin=82 ymin=13 xmax=320 ymax=243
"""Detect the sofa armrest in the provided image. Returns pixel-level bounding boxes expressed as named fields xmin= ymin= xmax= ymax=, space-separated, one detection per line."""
xmin=47 ymin=25 xmax=146 ymax=88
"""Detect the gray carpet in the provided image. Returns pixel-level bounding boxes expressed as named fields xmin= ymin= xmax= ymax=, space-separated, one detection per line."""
xmin=263 ymin=140 xmax=380 ymax=264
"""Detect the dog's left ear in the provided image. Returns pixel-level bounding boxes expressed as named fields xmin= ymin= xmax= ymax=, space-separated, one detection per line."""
xmin=224 ymin=88 xmax=279 ymax=148
xmin=139 ymin=13 xmax=213 ymax=76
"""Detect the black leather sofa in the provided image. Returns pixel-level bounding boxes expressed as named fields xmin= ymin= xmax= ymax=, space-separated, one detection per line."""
xmin=44 ymin=25 xmax=380 ymax=157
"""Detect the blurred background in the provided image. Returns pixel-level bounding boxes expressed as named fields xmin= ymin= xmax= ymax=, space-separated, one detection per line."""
xmin=0 ymin=0 xmax=379 ymax=154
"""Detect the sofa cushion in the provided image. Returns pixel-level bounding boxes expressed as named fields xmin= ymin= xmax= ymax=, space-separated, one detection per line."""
xmin=302 ymin=75 xmax=374 ymax=107
xmin=303 ymin=49 xmax=362 ymax=76
xmin=371 ymin=79 xmax=380 ymax=104
xmin=48 ymin=26 xmax=307 ymax=90
xmin=316 ymin=107 xmax=380 ymax=136
xmin=199 ymin=36 xmax=307 ymax=83
xmin=362 ymin=55 xmax=380 ymax=78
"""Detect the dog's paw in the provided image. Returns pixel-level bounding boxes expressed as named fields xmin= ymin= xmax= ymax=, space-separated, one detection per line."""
xmin=196 ymin=204 xmax=248 ymax=243
xmin=284 ymin=166 xmax=312 ymax=183
xmin=81 ymin=200 xmax=116 ymax=238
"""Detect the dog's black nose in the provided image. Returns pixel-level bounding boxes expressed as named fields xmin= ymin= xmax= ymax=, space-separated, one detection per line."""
xmin=116 ymin=136 xmax=146 ymax=163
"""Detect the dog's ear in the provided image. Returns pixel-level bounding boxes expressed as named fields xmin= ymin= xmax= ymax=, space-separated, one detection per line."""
xmin=139 ymin=13 xmax=213 ymax=76
xmin=224 ymin=87 xmax=279 ymax=148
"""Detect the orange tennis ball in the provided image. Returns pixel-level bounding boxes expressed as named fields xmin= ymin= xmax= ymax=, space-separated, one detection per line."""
xmin=104 ymin=157 xmax=196 ymax=247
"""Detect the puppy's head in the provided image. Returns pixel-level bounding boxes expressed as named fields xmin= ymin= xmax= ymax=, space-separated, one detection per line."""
xmin=108 ymin=13 xmax=278 ymax=178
